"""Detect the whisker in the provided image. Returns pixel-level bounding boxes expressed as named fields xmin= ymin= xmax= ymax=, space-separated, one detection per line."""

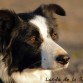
xmin=27 ymin=60 xmax=41 ymax=68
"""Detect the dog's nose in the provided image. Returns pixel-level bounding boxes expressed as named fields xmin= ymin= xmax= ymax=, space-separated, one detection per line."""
xmin=55 ymin=55 xmax=70 ymax=65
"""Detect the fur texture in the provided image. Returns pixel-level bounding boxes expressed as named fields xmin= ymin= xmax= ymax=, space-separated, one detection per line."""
xmin=0 ymin=4 xmax=70 ymax=83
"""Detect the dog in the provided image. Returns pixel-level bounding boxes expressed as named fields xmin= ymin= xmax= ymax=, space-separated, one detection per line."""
xmin=0 ymin=4 xmax=70 ymax=83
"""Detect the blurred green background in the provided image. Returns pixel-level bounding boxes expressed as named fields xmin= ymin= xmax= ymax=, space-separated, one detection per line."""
xmin=0 ymin=0 xmax=83 ymax=83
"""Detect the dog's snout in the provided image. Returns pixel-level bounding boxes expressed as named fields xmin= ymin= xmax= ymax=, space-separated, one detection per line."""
xmin=55 ymin=54 xmax=70 ymax=65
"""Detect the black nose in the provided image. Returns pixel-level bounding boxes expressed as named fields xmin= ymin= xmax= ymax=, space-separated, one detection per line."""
xmin=55 ymin=55 xmax=70 ymax=65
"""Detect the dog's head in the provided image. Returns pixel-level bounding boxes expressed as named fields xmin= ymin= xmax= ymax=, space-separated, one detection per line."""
xmin=0 ymin=4 xmax=70 ymax=75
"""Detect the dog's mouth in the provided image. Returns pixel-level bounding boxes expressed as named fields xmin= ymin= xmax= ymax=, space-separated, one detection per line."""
xmin=25 ymin=60 xmax=69 ymax=71
xmin=9 ymin=60 xmax=69 ymax=75
xmin=26 ymin=60 xmax=41 ymax=69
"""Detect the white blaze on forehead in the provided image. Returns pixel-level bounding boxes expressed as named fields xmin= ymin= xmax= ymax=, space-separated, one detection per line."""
xmin=30 ymin=15 xmax=68 ymax=69
xmin=30 ymin=15 xmax=67 ymax=54
xmin=30 ymin=15 xmax=48 ymax=39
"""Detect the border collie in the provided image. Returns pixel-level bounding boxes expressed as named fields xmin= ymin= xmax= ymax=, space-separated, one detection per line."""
xmin=0 ymin=4 xmax=70 ymax=83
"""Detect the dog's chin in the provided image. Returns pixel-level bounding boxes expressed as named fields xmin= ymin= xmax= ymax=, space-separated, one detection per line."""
xmin=23 ymin=62 xmax=69 ymax=72
xmin=52 ymin=62 xmax=69 ymax=71
xmin=44 ymin=62 xmax=69 ymax=71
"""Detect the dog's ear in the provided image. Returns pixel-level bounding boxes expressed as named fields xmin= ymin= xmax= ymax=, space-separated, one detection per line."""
xmin=0 ymin=10 xmax=21 ymax=52
xmin=0 ymin=10 xmax=20 ymax=29
xmin=34 ymin=4 xmax=66 ymax=18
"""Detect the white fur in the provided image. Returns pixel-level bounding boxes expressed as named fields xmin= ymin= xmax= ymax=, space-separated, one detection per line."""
xmin=30 ymin=15 xmax=68 ymax=69
xmin=0 ymin=55 xmax=12 ymax=83
xmin=12 ymin=69 xmax=51 ymax=83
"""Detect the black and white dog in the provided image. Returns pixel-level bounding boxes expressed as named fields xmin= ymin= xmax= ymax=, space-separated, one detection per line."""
xmin=0 ymin=4 xmax=70 ymax=83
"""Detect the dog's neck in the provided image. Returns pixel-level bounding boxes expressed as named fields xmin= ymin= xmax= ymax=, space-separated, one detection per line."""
xmin=12 ymin=69 xmax=52 ymax=83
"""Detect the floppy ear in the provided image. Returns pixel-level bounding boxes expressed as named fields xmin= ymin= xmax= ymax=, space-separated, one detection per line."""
xmin=0 ymin=10 xmax=20 ymax=52
xmin=34 ymin=4 xmax=66 ymax=18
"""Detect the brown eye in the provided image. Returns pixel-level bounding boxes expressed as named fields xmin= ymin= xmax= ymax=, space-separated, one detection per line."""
xmin=25 ymin=35 xmax=36 ymax=44
xmin=30 ymin=36 xmax=36 ymax=44
xmin=53 ymin=33 xmax=57 ymax=37
xmin=52 ymin=33 xmax=58 ymax=40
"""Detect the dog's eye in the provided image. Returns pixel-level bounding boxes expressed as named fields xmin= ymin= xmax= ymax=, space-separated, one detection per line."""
xmin=52 ymin=33 xmax=58 ymax=41
xmin=30 ymin=36 xmax=36 ymax=44
xmin=25 ymin=35 xmax=36 ymax=44
xmin=52 ymin=33 xmax=57 ymax=37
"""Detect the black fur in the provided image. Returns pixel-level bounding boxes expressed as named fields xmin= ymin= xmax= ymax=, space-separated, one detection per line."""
xmin=0 ymin=4 xmax=66 ymax=83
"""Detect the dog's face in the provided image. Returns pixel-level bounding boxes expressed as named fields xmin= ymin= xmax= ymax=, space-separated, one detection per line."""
xmin=0 ymin=4 xmax=70 ymax=75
